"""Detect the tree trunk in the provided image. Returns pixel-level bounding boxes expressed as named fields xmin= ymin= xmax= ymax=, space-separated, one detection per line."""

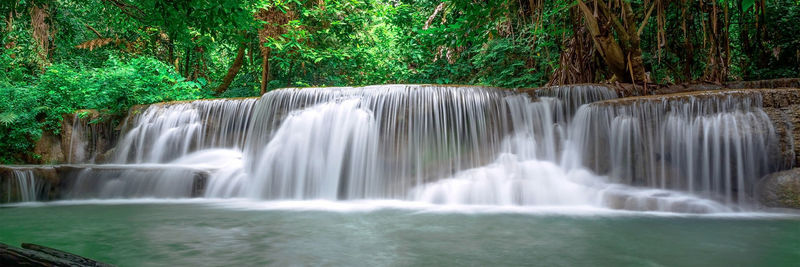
xmin=214 ymin=45 xmax=246 ymax=94
xmin=575 ymin=0 xmax=629 ymax=82
xmin=574 ymin=0 xmax=648 ymax=86
xmin=549 ymin=6 xmax=596 ymax=85
xmin=682 ymin=0 xmax=694 ymax=80
xmin=738 ymin=0 xmax=751 ymax=79
xmin=260 ymin=48 xmax=270 ymax=95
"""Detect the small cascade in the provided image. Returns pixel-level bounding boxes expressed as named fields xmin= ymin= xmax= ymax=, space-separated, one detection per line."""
xmin=6 ymin=170 xmax=41 ymax=202
xmin=569 ymin=93 xmax=779 ymax=205
xmin=409 ymin=154 xmax=733 ymax=213
xmin=65 ymin=164 xmax=212 ymax=199
xmin=66 ymin=113 xmax=89 ymax=163
xmin=66 ymin=111 xmax=115 ymax=163
xmin=114 ymin=98 xmax=257 ymax=163
xmin=534 ymin=84 xmax=618 ymax=123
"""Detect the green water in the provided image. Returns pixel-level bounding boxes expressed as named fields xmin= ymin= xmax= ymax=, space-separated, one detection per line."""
xmin=1 ymin=201 xmax=798 ymax=266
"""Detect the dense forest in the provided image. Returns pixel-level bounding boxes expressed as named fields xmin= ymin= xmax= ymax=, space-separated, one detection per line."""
xmin=1 ymin=0 xmax=799 ymax=163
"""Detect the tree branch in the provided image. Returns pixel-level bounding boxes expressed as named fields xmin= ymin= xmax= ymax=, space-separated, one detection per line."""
xmin=637 ymin=1 xmax=657 ymax=36
xmin=85 ymin=24 xmax=103 ymax=38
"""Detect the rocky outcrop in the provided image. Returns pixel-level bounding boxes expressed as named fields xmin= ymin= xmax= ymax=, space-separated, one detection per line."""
xmin=758 ymin=89 xmax=800 ymax=168
xmin=60 ymin=110 xmax=118 ymax=163
xmin=31 ymin=131 xmax=65 ymax=164
xmin=727 ymin=78 xmax=800 ymax=90
xmin=537 ymin=78 xmax=800 ymax=97
xmin=27 ymin=110 xmax=119 ymax=165
xmin=757 ymin=168 xmax=800 ymax=208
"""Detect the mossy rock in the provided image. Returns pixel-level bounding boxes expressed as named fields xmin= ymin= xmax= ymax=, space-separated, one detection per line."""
xmin=757 ymin=168 xmax=800 ymax=209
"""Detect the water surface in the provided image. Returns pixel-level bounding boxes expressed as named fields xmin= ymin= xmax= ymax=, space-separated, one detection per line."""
xmin=1 ymin=200 xmax=798 ymax=266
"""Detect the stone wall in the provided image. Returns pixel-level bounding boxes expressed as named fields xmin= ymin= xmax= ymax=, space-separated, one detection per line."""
xmin=758 ymin=89 xmax=800 ymax=169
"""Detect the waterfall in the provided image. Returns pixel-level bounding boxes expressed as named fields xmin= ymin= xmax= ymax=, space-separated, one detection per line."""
xmin=245 ymin=99 xmax=380 ymax=199
xmin=6 ymin=170 xmax=40 ymax=202
xmin=59 ymin=85 xmax=782 ymax=212
xmin=568 ymin=93 xmax=779 ymax=205
xmin=534 ymin=84 xmax=618 ymax=123
xmin=65 ymin=98 xmax=256 ymax=199
xmin=236 ymin=85 xmax=522 ymax=199
xmin=65 ymin=111 xmax=116 ymax=164
xmin=114 ymin=98 xmax=257 ymax=163
xmin=67 ymin=113 xmax=88 ymax=163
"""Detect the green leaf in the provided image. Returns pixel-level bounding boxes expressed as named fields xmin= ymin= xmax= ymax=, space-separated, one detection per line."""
xmin=741 ymin=0 xmax=755 ymax=12
xmin=0 ymin=112 xmax=19 ymax=125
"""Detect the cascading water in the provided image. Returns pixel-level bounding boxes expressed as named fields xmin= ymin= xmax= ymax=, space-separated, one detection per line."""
xmin=232 ymin=85 xmax=521 ymax=199
xmin=65 ymin=111 xmax=114 ymax=164
xmin=534 ymin=84 xmax=619 ymax=123
xmin=568 ymin=93 xmax=779 ymax=206
xmin=6 ymin=170 xmax=40 ymax=202
xmin=60 ymin=85 xmax=781 ymax=212
xmin=114 ymin=98 xmax=257 ymax=164
xmin=64 ymin=99 xmax=255 ymax=198
xmin=245 ymin=99 xmax=380 ymax=199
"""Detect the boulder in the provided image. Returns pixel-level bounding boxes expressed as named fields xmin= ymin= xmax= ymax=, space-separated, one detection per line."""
xmin=757 ymin=168 xmax=800 ymax=208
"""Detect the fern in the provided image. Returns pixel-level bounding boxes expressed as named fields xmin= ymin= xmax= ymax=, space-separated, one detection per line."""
xmin=0 ymin=112 xmax=19 ymax=125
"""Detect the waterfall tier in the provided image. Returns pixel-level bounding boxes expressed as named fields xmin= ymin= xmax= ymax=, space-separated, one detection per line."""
xmin=569 ymin=93 xmax=779 ymax=206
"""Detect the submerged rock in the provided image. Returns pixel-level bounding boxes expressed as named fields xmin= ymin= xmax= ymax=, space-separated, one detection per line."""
xmin=757 ymin=168 xmax=800 ymax=209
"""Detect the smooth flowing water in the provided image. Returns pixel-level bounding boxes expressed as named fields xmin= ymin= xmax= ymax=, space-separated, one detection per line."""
xmin=4 ymin=170 xmax=40 ymax=202
xmin=0 ymin=201 xmax=798 ymax=266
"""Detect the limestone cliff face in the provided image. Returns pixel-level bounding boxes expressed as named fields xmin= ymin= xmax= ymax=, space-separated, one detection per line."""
xmin=28 ymin=110 xmax=118 ymax=165
xmin=31 ymin=131 xmax=64 ymax=164
xmin=759 ymin=89 xmax=800 ymax=169
xmin=60 ymin=110 xmax=118 ymax=164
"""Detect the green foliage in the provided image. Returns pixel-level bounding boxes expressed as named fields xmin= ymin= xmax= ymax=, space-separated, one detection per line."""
xmin=0 ymin=84 xmax=43 ymax=164
xmin=0 ymin=57 xmax=209 ymax=163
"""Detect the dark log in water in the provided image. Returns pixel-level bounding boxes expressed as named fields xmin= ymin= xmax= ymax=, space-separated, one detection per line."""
xmin=0 ymin=242 xmax=112 ymax=266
